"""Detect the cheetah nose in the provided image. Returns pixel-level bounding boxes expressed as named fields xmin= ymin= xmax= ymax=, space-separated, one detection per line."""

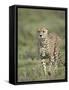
xmin=40 ymin=35 xmax=42 ymax=37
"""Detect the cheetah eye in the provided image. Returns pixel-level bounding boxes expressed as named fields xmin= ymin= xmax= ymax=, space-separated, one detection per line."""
xmin=43 ymin=31 xmax=45 ymax=33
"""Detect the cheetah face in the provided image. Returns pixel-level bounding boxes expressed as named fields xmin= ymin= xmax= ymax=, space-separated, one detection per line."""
xmin=38 ymin=27 xmax=48 ymax=39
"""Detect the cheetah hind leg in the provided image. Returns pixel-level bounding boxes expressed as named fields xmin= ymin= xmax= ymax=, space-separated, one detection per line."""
xmin=54 ymin=54 xmax=58 ymax=73
xmin=48 ymin=61 xmax=52 ymax=76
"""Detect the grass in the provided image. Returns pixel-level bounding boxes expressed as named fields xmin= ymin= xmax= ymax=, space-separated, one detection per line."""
xmin=18 ymin=59 xmax=65 ymax=82
xmin=18 ymin=8 xmax=65 ymax=82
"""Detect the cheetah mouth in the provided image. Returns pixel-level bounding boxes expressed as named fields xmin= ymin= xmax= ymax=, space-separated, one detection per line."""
xmin=40 ymin=38 xmax=45 ymax=41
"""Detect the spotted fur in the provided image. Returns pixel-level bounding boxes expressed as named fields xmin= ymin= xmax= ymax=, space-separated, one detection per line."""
xmin=37 ymin=26 xmax=61 ymax=75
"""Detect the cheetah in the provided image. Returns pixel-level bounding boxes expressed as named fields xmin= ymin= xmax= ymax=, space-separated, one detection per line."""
xmin=37 ymin=26 xmax=61 ymax=76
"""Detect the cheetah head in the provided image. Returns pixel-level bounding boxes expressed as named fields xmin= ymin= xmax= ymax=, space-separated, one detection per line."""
xmin=37 ymin=27 xmax=48 ymax=39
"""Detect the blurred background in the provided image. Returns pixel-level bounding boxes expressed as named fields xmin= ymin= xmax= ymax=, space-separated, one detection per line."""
xmin=18 ymin=8 xmax=65 ymax=82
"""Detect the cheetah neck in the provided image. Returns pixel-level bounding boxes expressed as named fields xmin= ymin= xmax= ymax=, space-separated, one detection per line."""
xmin=40 ymin=34 xmax=49 ymax=48
xmin=43 ymin=35 xmax=49 ymax=47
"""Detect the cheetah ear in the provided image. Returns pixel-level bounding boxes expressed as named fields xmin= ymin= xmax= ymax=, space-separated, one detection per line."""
xmin=44 ymin=28 xmax=48 ymax=34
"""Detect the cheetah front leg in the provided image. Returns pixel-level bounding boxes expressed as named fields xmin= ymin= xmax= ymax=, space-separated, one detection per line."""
xmin=41 ymin=59 xmax=47 ymax=76
xmin=40 ymin=48 xmax=47 ymax=76
xmin=48 ymin=56 xmax=54 ymax=76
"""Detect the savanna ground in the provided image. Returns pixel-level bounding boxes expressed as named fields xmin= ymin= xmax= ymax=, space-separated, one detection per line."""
xmin=18 ymin=8 xmax=65 ymax=82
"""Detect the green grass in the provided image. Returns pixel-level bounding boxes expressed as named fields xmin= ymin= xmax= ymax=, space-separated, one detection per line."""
xmin=18 ymin=59 xmax=65 ymax=82
xmin=18 ymin=8 xmax=65 ymax=82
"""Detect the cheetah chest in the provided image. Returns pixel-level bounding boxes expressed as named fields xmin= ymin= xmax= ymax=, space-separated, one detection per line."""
xmin=40 ymin=38 xmax=50 ymax=58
